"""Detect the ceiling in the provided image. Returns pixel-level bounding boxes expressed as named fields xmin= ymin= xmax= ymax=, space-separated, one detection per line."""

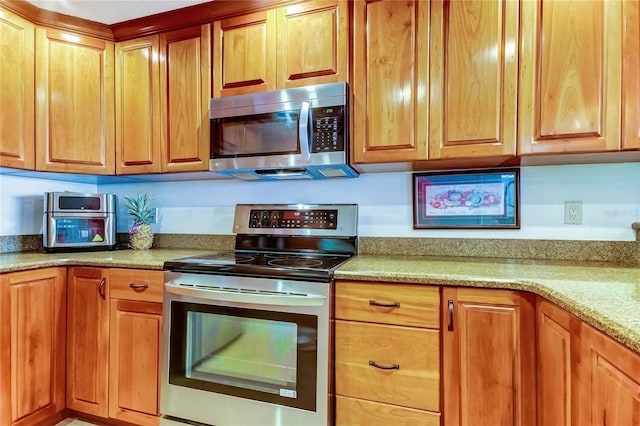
xmin=24 ymin=0 xmax=214 ymax=25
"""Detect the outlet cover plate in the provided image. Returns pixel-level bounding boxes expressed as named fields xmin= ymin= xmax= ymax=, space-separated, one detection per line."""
xmin=564 ymin=201 xmax=582 ymax=225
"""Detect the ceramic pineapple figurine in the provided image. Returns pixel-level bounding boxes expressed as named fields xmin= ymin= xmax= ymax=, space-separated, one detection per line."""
xmin=125 ymin=193 xmax=154 ymax=250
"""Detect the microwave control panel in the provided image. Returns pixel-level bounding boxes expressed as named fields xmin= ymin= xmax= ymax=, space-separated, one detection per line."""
xmin=311 ymin=106 xmax=344 ymax=153
xmin=249 ymin=209 xmax=338 ymax=229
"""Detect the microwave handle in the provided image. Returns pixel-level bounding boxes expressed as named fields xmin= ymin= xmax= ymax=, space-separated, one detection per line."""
xmin=299 ymin=101 xmax=311 ymax=160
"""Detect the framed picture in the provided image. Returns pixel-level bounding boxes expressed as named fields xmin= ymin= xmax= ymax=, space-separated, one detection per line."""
xmin=413 ymin=168 xmax=519 ymax=229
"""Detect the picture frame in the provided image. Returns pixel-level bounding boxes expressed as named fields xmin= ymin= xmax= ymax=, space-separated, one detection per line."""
xmin=413 ymin=168 xmax=520 ymax=229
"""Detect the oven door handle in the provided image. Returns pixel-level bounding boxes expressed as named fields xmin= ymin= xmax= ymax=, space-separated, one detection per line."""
xmin=165 ymin=283 xmax=327 ymax=307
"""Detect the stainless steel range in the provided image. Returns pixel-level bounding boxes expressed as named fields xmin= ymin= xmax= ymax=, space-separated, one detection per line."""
xmin=160 ymin=204 xmax=358 ymax=426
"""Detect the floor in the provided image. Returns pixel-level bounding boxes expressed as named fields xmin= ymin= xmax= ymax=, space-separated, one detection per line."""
xmin=55 ymin=419 xmax=99 ymax=426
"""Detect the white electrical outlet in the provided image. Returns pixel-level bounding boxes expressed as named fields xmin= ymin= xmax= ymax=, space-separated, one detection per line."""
xmin=564 ymin=201 xmax=582 ymax=225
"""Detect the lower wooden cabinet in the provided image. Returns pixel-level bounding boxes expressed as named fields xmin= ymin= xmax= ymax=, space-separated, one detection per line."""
xmin=442 ymin=287 xmax=536 ymax=426
xmin=67 ymin=267 xmax=163 ymax=425
xmin=334 ymin=281 xmax=441 ymax=425
xmin=0 ymin=268 xmax=66 ymax=426
xmin=108 ymin=268 xmax=163 ymax=425
xmin=537 ymin=296 xmax=640 ymax=426
xmin=66 ymin=267 xmax=110 ymax=417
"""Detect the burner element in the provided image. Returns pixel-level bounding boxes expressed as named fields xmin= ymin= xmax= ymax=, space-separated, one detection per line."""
xmin=268 ymin=258 xmax=325 ymax=268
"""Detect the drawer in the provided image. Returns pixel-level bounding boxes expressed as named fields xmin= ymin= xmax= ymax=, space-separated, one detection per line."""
xmin=335 ymin=281 xmax=440 ymax=328
xmin=336 ymin=395 xmax=441 ymax=426
xmin=109 ymin=268 xmax=164 ymax=303
xmin=335 ymin=320 xmax=440 ymax=411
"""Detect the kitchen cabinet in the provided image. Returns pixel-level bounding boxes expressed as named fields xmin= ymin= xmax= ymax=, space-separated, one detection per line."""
xmin=622 ymin=0 xmax=640 ymax=150
xmin=35 ymin=28 xmax=115 ymax=174
xmin=0 ymin=268 xmax=66 ymax=426
xmin=428 ymin=0 xmax=518 ymax=159
xmin=0 ymin=7 xmax=35 ymax=170
xmin=537 ymin=296 xmax=640 ymax=426
xmin=351 ymin=0 xmax=429 ymax=163
xmin=334 ymin=281 xmax=441 ymax=426
xmin=66 ymin=267 xmax=110 ymax=417
xmin=275 ymin=0 xmax=348 ymax=89
xmin=518 ymin=0 xmax=623 ymax=154
xmin=108 ymin=268 xmax=163 ymax=425
xmin=537 ymin=297 xmax=578 ymax=426
xmin=213 ymin=0 xmax=347 ymax=97
xmin=442 ymin=287 xmax=536 ymax=426
xmin=116 ymin=25 xmax=210 ymax=175
xmin=159 ymin=24 xmax=211 ymax=173
xmin=115 ymin=35 xmax=162 ymax=175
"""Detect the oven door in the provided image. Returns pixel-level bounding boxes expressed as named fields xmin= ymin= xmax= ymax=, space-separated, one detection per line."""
xmin=161 ymin=273 xmax=330 ymax=426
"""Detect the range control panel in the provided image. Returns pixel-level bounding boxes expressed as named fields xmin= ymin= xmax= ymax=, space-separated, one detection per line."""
xmin=249 ymin=209 xmax=338 ymax=229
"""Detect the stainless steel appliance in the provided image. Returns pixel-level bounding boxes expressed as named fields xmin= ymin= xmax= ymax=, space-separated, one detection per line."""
xmin=161 ymin=203 xmax=358 ymax=426
xmin=209 ymin=82 xmax=358 ymax=181
xmin=43 ymin=192 xmax=116 ymax=252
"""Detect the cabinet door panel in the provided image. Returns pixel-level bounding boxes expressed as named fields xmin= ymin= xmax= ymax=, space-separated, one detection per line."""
xmin=0 ymin=8 xmax=35 ymax=170
xmin=276 ymin=0 xmax=348 ymax=88
xmin=35 ymin=28 xmax=115 ymax=174
xmin=160 ymin=25 xmax=211 ymax=172
xmin=213 ymin=11 xmax=276 ymax=97
xmin=429 ymin=0 xmax=517 ymax=158
xmin=352 ymin=0 xmax=429 ymax=163
xmin=0 ymin=268 xmax=66 ymax=426
xmin=109 ymin=299 xmax=162 ymax=425
xmin=442 ymin=288 xmax=536 ymax=426
xmin=519 ymin=0 xmax=622 ymax=153
xmin=622 ymin=0 xmax=640 ymax=150
xmin=115 ymin=36 xmax=161 ymax=174
xmin=66 ymin=267 xmax=109 ymax=417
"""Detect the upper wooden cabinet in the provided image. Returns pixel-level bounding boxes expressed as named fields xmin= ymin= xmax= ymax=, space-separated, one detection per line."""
xmin=0 ymin=7 xmax=35 ymax=170
xmin=213 ymin=0 xmax=348 ymax=97
xmin=115 ymin=36 xmax=162 ymax=175
xmin=0 ymin=268 xmax=66 ymax=426
xmin=442 ymin=287 xmax=536 ymax=426
xmin=622 ymin=0 xmax=639 ymax=150
xmin=159 ymin=24 xmax=211 ymax=173
xmin=351 ymin=0 xmax=429 ymax=163
xmin=276 ymin=0 xmax=348 ymax=89
xmin=429 ymin=0 xmax=518 ymax=159
xmin=35 ymin=28 xmax=115 ymax=174
xmin=518 ymin=0 xmax=623 ymax=154
xmin=116 ymin=25 xmax=210 ymax=175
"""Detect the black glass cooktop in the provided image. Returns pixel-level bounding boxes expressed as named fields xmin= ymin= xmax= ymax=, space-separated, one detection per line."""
xmin=164 ymin=250 xmax=354 ymax=282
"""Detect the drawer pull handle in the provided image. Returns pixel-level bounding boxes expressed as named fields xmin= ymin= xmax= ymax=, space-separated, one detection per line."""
xmin=369 ymin=300 xmax=400 ymax=308
xmin=130 ymin=283 xmax=149 ymax=291
xmin=368 ymin=360 xmax=400 ymax=370
xmin=448 ymin=299 xmax=454 ymax=331
xmin=98 ymin=277 xmax=106 ymax=300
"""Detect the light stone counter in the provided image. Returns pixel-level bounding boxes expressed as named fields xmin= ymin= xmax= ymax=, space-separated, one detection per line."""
xmin=334 ymin=255 xmax=640 ymax=354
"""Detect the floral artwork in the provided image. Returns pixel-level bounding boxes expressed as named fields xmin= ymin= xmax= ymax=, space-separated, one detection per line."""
xmin=413 ymin=169 xmax=519 ymax=228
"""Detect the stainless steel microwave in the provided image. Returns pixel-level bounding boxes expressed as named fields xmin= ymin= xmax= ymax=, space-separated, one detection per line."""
xmin=209 ymin=82 xmax=358 ymax=181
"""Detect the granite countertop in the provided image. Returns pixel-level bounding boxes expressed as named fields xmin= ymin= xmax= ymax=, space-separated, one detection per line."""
xmin=1 ymin=250 xmax=639 ymax=354
xmin=335 ymin=255 xmax=640 ymax=354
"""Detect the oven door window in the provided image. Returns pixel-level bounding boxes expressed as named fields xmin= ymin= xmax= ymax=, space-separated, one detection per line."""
xmin=212 ymin=110 xmax=301 ymax=158
xmin=54 ymin=218 xmax=106 ymax=244
xmin=168 ymin=302 xmax=318 ymax=411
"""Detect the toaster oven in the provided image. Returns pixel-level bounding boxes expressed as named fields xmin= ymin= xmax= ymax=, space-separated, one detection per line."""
xmin=43 ymin=192 xmax=117 ymax=252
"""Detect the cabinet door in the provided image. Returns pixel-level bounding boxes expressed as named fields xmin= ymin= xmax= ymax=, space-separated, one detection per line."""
xmin=115 ymin=35 xmax=162 ymax=175
xmin=442 ymin=287 xmax=536 ymax=426
xmin=66 ymin=267 xmax=110 ymax=417
xmin=0 ymin=268 xmax=66 ymax=426
xmin=352 ymin=0 xmax=429 ymax=163
xmin=577 ymin=322 xmax=640 ymax=426
xmin=160 ymin=24 xmax=211 ymax=172
xmin=276 ymin=0 xmax=348 ymax=89
xmin=622 ymin=0 xmax=640 ymax=150
xmin=35 ymin=28 xmax=115 ymax=174
xmin=109 ymin=299 xmax=162 ymax=425
xmin=429 ymin=0 xmax=517 ymax=159
xmin=537 ymin=297 xmax=578 ymax=426
xmin=213 ymin=11 xmax=276 ymax=97
xmin=0 ymin=8 xmax=35 ymax=170
xmin=519 ymin=0 xmax=623 ymax=154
